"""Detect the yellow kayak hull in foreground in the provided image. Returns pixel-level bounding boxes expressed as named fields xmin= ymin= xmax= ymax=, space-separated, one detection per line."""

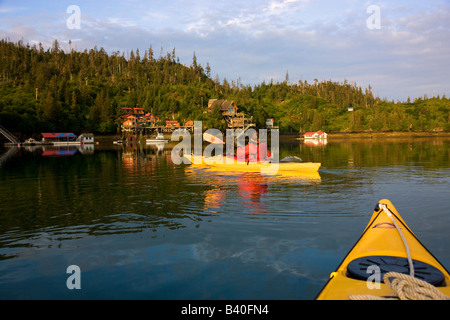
xmin=182 ymin=154 xmax=321 ymax=175
xmin=316 ymin=199 xmax=450 ymax=300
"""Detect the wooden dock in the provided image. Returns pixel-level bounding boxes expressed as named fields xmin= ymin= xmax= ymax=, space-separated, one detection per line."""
xmin=0 ymin=125 xmax=20 ymax=146
xmin=121 ymin=125 xmax=195 ymax=135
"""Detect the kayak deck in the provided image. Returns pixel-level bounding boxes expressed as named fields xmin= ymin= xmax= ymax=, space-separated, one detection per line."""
xmin=182 ymin=154 xmax=321 ymax=175
xmin=316 ymin=199 xmax=450 ymax=300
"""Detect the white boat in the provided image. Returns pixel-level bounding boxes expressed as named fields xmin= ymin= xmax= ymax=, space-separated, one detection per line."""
xmin=146 ymin=133 xmax=169 ymax=144
xmin=22 ymin=138 xmax=41 ymax=146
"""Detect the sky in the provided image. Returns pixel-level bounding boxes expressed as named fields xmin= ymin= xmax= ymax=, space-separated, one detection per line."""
xmin=1 ymin=0 xmax=449 ymax=101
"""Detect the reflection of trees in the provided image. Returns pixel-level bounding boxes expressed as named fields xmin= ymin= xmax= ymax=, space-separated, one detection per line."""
xmin=1 ymin=139 xmax=448 ymax=260
xmin=0 ymin=148 xmax=212 ymax=251
xmin=0 ymin=147 xmax=18 ymax=167
xmin=293 ymin=138 xmax=449 ymax=169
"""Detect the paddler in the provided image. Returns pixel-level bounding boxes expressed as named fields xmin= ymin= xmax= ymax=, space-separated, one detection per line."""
xmin=237 ymin=130 xmax=271 ymax=163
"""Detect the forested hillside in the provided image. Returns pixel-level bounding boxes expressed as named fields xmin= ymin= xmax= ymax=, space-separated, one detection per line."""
xmin=0 ymin=39 xmax=448 ymax=137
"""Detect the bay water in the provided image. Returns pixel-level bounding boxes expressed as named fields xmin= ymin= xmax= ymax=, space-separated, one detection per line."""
xmin=0 ymin=137 xmax=448 ymax=299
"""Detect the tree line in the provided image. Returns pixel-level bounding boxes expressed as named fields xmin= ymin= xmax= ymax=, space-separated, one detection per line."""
xmin=0 ymin=39 xmax=448 ymax=139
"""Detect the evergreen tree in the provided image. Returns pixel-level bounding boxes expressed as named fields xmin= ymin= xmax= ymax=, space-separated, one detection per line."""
xmin=0 ymin=39 xmax=448 ymax=135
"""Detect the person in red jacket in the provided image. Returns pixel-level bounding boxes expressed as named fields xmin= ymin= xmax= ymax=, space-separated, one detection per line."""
xmin=237 ymin=130 xmax=271 ymax=163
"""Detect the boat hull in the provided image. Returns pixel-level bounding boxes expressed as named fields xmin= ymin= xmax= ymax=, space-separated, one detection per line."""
xmin=316 ymin=199 xmax=450 ymax=300
xmin=182 ymin=154 xmax=321 ymax=175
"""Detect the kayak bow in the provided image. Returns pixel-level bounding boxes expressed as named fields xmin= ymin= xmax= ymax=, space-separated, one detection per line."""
xmin=316 ymin=199 xmax=450 ymax=300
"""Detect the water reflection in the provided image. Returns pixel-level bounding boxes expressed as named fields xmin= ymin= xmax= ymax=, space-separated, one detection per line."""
xmin=303 ymin=139 xmax=328 ymax=147
xmin=0 ymin=144 xmax=95 ymax=160
xmin=194 ymin=171 xmax=271 ymax=214
xmin=296 ymin=136 xmax=450 ymax=169
xmin=0 ymin=146 xmax=18 ymax=167
xmin=184 ymin=165 xmax=321 ymax=218
xmin=0 ymin=137 xmax=449 ymax=299
xmin=0 ymin=144 xmax=211 ymax=252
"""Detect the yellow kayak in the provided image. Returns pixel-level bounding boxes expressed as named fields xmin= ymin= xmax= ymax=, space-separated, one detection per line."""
xmin=182 ymin=154 xmax=321 ymax=175
xmin=316 ymin=199 xmax=450 ymax=300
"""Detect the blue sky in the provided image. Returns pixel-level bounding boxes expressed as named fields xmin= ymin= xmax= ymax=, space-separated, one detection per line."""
xmin=1 ymin=0 xmax=449 ymax=101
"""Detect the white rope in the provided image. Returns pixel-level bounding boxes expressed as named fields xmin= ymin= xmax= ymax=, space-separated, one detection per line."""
xmin=379 ymin=203 xmax=415 ymax=277
xmin=349 ymin=272 xmax=450 ymax=300
xmin=384 ymin=272 xmax=450 ymax=300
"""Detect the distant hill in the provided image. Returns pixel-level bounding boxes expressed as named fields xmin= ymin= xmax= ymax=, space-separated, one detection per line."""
xmin=0 ymin=39 xmax=448 ymax=138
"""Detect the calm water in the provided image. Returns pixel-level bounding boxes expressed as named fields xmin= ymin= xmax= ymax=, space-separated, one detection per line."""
xmin=0 ymin=137 xmax=449 ymax=300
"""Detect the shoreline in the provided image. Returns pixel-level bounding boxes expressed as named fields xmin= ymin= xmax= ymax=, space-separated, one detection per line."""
xmin=280 ymin=131 xmax=450 ymax=141
xmin=3 ymin=131 xmax=450 ymax=147
xmin=323 ymin=131 xmax=450 ymax=139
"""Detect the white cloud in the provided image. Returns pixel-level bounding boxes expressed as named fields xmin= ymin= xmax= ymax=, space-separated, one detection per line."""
xmin=0 ymin=6 xmax=28 ymax=14
xmin=0 ymin=0 xmax=448 ymax=100
xmin=267 ymin=0 xmax=308 ymax=13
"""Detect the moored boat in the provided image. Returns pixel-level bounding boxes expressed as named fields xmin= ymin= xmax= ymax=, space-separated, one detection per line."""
xmin=316 ymin=199 xmax=450 ymax=300
xmin=146 ymin=133 xmax=169 ymax=144
xmin=22 ymin=138 xmax=41 ymax=146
